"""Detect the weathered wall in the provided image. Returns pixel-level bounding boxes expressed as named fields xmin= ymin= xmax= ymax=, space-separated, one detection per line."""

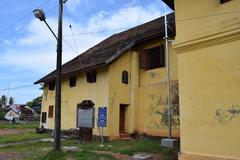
xmin=41 ymin=67 xmax=109 ymax=136
xmin=107 ymin=52 xmax=131 ymax=138
xmin=174 ymin=0 xmax=240 ymax=159
xmin=40 ymin=38 xmax=179 ymax=139
xmin=137 ymin=38 xmax=179 ymax=138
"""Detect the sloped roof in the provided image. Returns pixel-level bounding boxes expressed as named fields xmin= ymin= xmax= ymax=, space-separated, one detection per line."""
xmin=34 ymin=13 xmax=175 ymax=84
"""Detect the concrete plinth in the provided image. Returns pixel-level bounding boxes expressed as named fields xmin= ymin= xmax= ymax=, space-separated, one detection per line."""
xmin=161 ymin=138 xmax=179 ymax=148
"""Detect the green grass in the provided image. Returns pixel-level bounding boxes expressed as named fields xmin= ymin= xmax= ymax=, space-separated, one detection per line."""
xmin=0 ymin=121 xmax=39 ymax=129
xmin=70 ymin=138 xmax=178 ymax=160
xmin=0 ymin=132 xmax=50 ymax=144
xmin=0 ymin=134 xmax=178 ymax=160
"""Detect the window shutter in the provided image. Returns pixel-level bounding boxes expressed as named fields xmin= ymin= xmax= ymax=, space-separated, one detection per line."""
xmin=41 ymin=112 xmax=47 ymax=123
xmin=48 ymin=106 xmax=54 ymax=118
xmin=139 ymin=49 xmax=149 ymax=69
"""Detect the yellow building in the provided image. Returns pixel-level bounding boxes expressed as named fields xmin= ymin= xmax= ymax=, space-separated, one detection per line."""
xmin=35 ymin=13 xmax=180 ymax=139
xmin=164 ymin=0 xmax=240 ymax=160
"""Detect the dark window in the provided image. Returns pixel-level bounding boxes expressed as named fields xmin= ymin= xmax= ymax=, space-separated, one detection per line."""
xmin=139 ymin=45 xmax=165 ymax=70
xmin=220 ymin=0 xmax=232 ymax=4
xmin=86 ymin=71 xmax=97 ymax=83
xmin=41 ymin=112 xmax=47 ymax=123
xmin=48 ymin=81 xmax=55 ymax=91
xmin=122 ymin=71 xmax=128 ymax=84
xmin=48 ymin=106 xmax=54 ymax=118
xmin=69 ymin=76 xmax=77 ymax=87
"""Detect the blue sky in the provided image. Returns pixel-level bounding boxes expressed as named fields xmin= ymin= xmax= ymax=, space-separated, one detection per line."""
xmin=0 ymin=0 xmax=171 ymax=104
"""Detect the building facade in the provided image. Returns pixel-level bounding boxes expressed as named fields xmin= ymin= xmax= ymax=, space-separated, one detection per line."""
xmin=163 ymin=0 xmax=240 ymax=160
xmin=35 ymin=14 xmax=180 ymax=139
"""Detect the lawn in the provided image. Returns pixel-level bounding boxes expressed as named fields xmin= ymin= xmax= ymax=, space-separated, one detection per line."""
xmin=0 ymin=138 xmax=178 ymax=160
xmin=0 ymin=121 xmax=178 ymax=160
xmin=0 ymin=121 xmax=39 ymax=129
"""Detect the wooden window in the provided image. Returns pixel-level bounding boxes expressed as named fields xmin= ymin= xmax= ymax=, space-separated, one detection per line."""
xmin=48 ymin=106 xmax=54 ymax=118
xmin=122 ymin=71 xmax=128 ymax=84
xmin=69 ymin=76 xmax=77 ymax=87
xmin=48 ymin=81 xmax=55 ymax=91
xmin=86 ymin=71 xmax=97 ymax=83
xmin=41 ymin=112 xmax=47 ymax=123
xmin=139 ymin=45 xmax=165 ymax=70
xmin=220 ymin=0 xmax=232 ymax=4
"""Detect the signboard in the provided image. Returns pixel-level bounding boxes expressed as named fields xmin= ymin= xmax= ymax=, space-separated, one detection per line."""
xmin=97 ymin=107 xmax=107 ymax=127
xmin=77 ymin=107 xmax=95 ymax=128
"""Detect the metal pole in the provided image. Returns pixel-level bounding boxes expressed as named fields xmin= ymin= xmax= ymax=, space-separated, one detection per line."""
xmin=164 ymin=7 xmax=172 ymax=139
xmin=43 ymin=20 xmax=58 ymax=40
xmin=54 ymin=0 xmax=63 ymax=150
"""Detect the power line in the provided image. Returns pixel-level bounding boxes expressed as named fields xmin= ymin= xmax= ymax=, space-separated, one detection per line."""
xmin=63 ymin=27 xmax=130 ymax=36
xmin=0 ymin=84 xmax=36 ymax=91
xmin=0 ymin=0 xmax=51 ymax=37
xmin=0 ymin=0 xmax=58 ymax=43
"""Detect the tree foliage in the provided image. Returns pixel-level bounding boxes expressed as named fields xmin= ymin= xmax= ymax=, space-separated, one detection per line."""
xmin=9 ymin=97 xmax=14 ymax=105
xmin=26 ymin=96 xmax=42 ymax=114
xmin=1 ymin=95 xmax=7 ymax=106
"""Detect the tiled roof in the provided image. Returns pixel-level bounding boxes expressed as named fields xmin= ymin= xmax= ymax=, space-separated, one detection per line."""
xmin=34 ymin=13 xmax=175 ymax=84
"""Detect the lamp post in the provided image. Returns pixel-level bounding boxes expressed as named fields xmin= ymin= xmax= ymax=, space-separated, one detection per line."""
xmin=33 ymin=0 xmax=63 ymax=151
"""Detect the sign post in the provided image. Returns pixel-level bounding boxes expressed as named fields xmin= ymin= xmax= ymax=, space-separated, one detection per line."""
xmin=97 ymin=107 xmax=107 ymax=146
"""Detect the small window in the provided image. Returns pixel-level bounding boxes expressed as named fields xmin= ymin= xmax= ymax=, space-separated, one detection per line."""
xmin=122 ymin=71 xmax=128 ymax=84
xmin=48 ymin=81 xmax=55 ymax=91
xmin=48 ymin=106 xmax=54 ymax=118
xmin=86 ymin=71 xmax=97 ymax=83
xmin=220 ymin=0 xmax=232 ymax=4
xmin=69 ymin=76 xmax=77 ymax=87
xmin=139 ymin=45 xmax=165 ymax=70
xmin=41 ymin=112 xmax=47 ymax=123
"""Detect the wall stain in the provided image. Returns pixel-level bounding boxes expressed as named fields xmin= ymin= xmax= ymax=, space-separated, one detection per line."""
xmin=148 ymin=82 xmax=180 ymax=128
xmin=216 ymin=105 xmax=240 ymax=123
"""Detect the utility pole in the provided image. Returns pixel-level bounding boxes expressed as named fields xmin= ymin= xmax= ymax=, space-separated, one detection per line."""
xmin=164 ymin=7 xmax=172 ymax=139
xmin=54 ymin=0 xmax=63 ymax=150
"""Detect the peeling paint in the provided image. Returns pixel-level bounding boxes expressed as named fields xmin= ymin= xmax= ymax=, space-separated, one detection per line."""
xmin=216 ymin=105 xmax=240 ymax=123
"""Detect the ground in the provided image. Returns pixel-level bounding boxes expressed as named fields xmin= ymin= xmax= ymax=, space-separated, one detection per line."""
xmin=0 ymin=122 xmax=178 ymax=160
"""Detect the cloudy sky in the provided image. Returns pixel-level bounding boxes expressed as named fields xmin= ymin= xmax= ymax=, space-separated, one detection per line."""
xmin=0 ymin=0 xmax=171 ymax=104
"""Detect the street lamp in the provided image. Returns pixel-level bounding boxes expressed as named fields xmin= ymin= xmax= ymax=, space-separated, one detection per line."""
xmin=33 ymin=0 xmax=63 ymax=151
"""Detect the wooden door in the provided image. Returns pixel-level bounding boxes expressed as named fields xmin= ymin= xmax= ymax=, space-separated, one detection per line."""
xmin=119 ymin=105 xmax=126 ymax=133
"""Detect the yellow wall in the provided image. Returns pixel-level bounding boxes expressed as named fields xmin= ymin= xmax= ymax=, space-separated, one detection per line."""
xmin=174 ymin=0 xmax=240 ymax=159
xmin=137 ymin=38 xmax=179 ymax=137
xmin=41 ymin=38 xmax=179 ymax=139
xmin=41 ymin=67 xmax=109 ymax=135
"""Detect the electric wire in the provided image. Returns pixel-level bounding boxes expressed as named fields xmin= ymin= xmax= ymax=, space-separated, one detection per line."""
xmin=0 ymin=0 xmax=51 ymax=37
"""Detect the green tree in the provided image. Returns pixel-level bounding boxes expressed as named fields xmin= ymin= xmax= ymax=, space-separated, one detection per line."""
xmin=9 ymin=97 xmax=14 ymax=105
xmin=26 ymin=96 xmax=42 ymax=114
xmin=0 ymin=107 xmax=5 ymax=120
xmin=1 ymin=95 xmax=7 ymax=106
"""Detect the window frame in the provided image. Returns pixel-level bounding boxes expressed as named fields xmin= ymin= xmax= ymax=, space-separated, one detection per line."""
xmin=48 ymin=105 xmax=54 ymax=118
xmin=69 ymin=76 xmax=77 ymax=87
xmin=139 ymin=45 xmax=165 ymax=70
xmin=86 ymin=71 xmax=97 ymax=83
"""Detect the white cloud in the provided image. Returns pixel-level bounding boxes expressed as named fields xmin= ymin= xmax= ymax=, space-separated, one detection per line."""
xmin=1 ymin=2 xmax=165 ymax=74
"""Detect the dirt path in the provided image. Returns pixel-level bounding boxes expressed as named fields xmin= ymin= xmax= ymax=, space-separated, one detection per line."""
xmin=0 ymin=152 xmax=22 ymax=160
xmin=94 ymin=150 xmax=164 ymax=160
xmin=0 ymin=129 xmax=34 ymax=136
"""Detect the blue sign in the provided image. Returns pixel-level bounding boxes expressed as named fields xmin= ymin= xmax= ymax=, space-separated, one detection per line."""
xmin=98 ymin=107 xmax=107 ymax=127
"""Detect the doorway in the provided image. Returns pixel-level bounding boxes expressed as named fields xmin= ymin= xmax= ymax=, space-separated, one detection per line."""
xmin=119 ymin=104 xmax=127 ymax=133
